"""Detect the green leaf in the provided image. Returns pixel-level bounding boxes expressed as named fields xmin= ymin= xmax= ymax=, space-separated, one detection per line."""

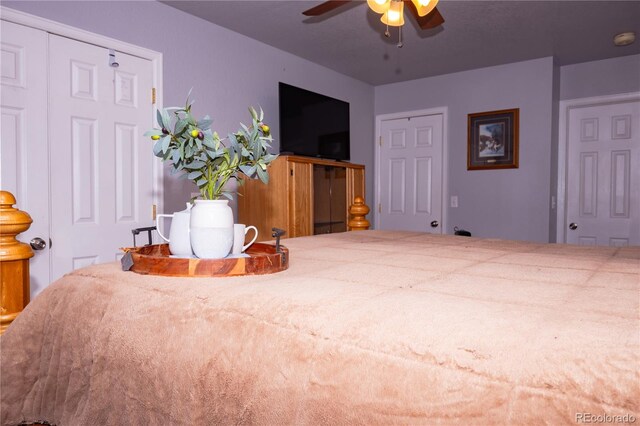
xmin=239 ymin=165 xmax=253 ymax=176
xmin=202 ymin=138 xmax=216 ymax=150
xmin=184 ymin=160 xmax=206 ymax=170
xmin=248 ymin=106 xmax=257 ymax=121
xmin=197 ymin=116 xmax=213 ymax=130
xmin=263 ymin=154 xmax=278 ymax=163
xmin=256 ymin=165 xmax=268 ymax=183
xmin=161 ymin=109 xmax=172 ymax=130
xmin=228 ymin=133 xmax=238 ymax=149
xmin=153 ymin=140 xmax=163 ymax=156
xmin=144 ymin=129 xmax=163 ymax=137
xmin=161 ymin=135 xmax=171 ymax=154
xmin=156 ymin=109 xmax=163 ymax=127
xmin=187 ymin=171 xmax=202 ymax=180
xmin=175 ymin=119 xmax=187 ymax=134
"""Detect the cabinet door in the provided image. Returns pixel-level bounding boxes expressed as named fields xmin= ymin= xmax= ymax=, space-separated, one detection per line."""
xmin=289 ymin=161 xmax=313 ymax=237
xmin=313 ymin=166 xmax=347 ymax=234
xmin=237 ymin=156 xmax=288 ymax=242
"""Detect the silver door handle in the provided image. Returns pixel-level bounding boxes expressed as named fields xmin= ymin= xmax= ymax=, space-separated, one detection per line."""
xmin=30 ymin=237 xmax=47 ymax=250
xmin=569 ymin=223 xmax=578 ymax=230
xmin=430 ymin=220 xmax=439 ymax=228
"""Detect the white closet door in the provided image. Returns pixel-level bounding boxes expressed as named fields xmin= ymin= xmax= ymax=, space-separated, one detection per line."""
xmin=378 ymin=114 xmax=443 ymax=232
xmin=566 ymin=100 xmax=640 ymax=246
xmin=49 ymin=34 xmax=155 ymax=280
xmin=0 ymin=20 xmax=50 ymax=293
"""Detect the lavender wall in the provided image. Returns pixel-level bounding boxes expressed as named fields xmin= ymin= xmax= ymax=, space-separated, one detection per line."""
xmin=4 ymin=1 xmax=375 ymax=216
xmin=560 ymin=54 xmax=640 ymax=100
xmin=375 ymin=58 xmax=555 ymax=242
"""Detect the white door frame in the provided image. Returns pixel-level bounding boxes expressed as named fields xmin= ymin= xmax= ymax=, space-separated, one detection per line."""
xmin=556 ymin=91 xmax=640 ymax=243
xmin=374 ymin=107 xmax=448 ymax=232
xmin=1 ymin=6 xmax=164 ymax=220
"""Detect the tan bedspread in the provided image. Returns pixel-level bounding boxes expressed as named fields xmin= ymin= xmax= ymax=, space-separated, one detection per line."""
xmin=1 ymin=231 xmax=639 ymax=425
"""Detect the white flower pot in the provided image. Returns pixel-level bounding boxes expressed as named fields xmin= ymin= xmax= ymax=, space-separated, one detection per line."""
xmin=189 ymin=199 xmax=234 ymax=259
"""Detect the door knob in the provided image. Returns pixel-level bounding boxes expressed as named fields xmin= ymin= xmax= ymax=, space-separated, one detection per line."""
xmin=30 ymin=237 xmax=47 ymax=250
xmin=569 ymin=222 xmax=578 ymax=230
xmin=430 ymin=220 xmax=439 ymax=228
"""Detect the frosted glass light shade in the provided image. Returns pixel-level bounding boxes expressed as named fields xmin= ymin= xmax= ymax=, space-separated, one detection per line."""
xmin=367 ymin=0 xmax=391 ymax=14
xmin=381 ymin=1 xmax=405 ymax=26
xmin=411 ymin=0 xmax=438 ymax=17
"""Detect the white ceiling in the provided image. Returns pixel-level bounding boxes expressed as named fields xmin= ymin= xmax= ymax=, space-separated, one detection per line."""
xmin=163 ymin=0 xmax=640 ymax=86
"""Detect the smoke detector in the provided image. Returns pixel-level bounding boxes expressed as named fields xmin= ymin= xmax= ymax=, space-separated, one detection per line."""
xmin=614 ymin=32 xmax=635 ymax=46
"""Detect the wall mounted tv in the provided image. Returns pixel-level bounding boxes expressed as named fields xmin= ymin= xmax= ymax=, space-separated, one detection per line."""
xmin=279 ymin=82 xmax=350 ymax=161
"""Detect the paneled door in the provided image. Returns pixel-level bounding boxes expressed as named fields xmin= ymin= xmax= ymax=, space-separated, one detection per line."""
xmin=378 ymin=114 xmax=443 ymax=232
xmin=566 ymin=100 xmax=640 ymax=246
xmin=49 ymin=35 xmax=155 ymax=280
xmin=0 ymin=21 xmax=50 ymax=293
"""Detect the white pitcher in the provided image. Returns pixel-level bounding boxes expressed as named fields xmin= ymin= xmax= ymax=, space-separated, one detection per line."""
xmin=156 ymin=203 xmax=193 ymax=256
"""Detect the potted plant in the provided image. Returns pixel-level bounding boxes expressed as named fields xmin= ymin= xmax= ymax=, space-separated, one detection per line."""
xmin=145 ymin=95 xmax=277 ymax=259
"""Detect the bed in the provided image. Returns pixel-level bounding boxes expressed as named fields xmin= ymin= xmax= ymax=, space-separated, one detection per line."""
xmin=1 ymin=230 xmax=638 ymax=425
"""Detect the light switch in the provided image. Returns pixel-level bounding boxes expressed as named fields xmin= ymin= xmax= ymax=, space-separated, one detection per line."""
xmin=451 ymin=196 xmax=458 ymax=208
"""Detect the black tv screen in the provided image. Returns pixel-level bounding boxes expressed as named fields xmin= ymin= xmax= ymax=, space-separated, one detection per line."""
xmin=279 ymin=82 xmax=350 ymax=161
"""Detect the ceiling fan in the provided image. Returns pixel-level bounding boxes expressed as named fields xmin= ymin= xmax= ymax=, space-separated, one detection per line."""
xmin=303 ymin=0 xmax=445 ymax=33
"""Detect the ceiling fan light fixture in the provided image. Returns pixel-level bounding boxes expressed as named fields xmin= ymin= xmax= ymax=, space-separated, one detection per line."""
xmin=411 ymin=0 xmax=439 ymax=17
xmin=367 ymin=0 xmax=391 ymax=15
xmin=381 ymin=0 xmax=405 ymax=27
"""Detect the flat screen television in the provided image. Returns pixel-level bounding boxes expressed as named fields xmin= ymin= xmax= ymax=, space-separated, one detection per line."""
xmin=279 ymin=82 xmax=350 ymax=161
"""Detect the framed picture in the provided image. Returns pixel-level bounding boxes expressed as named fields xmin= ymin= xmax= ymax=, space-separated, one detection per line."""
xmin=467 ymin=108 xmax=519 ymax=170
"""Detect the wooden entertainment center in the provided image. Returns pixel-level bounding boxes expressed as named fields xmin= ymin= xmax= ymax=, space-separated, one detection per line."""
xmin=237 ymin=155 xmax=365 ymax=242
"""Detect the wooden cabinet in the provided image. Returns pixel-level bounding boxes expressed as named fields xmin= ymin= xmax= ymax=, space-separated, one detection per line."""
xmin=237 ymin=155 xmax=365 ymax=241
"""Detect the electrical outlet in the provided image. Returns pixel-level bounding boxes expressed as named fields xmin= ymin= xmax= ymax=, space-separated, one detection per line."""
xmin=451 ymin=196 xmax=459 ymax=208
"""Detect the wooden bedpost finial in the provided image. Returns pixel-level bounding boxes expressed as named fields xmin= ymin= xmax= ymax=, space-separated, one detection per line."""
xmin=348 ymin=196 xmax=370 ymax=231
xmin=0 ymin=191 xmax=34 ymax=261
xmin=0 ymin=190 xmax=34 ymax=335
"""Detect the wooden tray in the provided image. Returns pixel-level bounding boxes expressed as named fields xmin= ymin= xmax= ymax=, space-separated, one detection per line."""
xmin=123 ymin=243 xmax=288 ymax=277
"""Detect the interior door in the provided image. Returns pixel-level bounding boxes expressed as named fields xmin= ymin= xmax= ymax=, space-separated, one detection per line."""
xmin=49 ymin=35 xmax=155 ymax=280
xmin=0 ymin=21 xmax=50 ymax=293
xmin=378 ymin=114 xmax=443 ymax=232
xmin=566 ymin=99 xmax=640 ymax=246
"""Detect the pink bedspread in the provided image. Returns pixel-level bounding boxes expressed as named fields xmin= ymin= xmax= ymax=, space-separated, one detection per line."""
xmin=1 ymin=231 xmax=639 ymax=425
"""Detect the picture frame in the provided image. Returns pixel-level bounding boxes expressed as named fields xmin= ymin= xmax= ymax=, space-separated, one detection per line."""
xmin=467 ymin=108 xmax=519 ymax=170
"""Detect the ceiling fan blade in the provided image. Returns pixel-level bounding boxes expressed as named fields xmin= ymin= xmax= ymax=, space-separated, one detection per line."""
xmin=405 ymin=2 xmax=445 ymax=29
xmin=302 ymin=1 xmax=351 ymax=16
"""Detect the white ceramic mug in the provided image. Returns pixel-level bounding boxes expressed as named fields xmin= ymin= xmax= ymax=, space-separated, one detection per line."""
xmin=232 ymin=224 xmax=258 ymax=254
